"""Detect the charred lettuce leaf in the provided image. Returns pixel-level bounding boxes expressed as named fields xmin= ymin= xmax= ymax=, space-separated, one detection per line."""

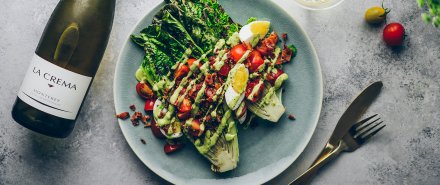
xmin=131 ymin=0 xmax=241 ymax=83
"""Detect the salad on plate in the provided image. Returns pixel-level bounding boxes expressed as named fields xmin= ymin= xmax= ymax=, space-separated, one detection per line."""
xmin=128 ymin=0 xmax=297 ymax=173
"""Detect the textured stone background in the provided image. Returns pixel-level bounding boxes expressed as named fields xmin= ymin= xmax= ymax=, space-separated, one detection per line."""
xmin=0 ymin=0 xmax=439 ymax=184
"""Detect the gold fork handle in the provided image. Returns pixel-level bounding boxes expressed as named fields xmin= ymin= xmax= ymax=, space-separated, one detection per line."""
xmin=290 ymin=141 xmax=346 ymax=185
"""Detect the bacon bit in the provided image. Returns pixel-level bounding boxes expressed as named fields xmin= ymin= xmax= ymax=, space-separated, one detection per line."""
xmin=208 ymin=56 xmax=216 ymax=65
xmin=140 ymin=138 xmax=146 ymax=145
xmin=244 ymin=42 xmax=253 ymax=50
xmin=257 ymin=32 xmax=279 ymax=56
xmin=141 ymin=115 xmax=150 ymax=124
xmin=159 ymin=110 xmax=166 ymax=118
xmin=144 ymin=123 xmax=151 ymax=128
xmin=130 ymin=112 xmax=143 ymax=126
xmin=276 ymin=54 xmax=283 ymax=65
xmin=177 ymin=111 xmax=191 ymax=120
xmin=215 ymin=83 xmax=221 ymax=90
xmin=205 ymin=73 xmax=217 ymax=86
xmin=188 ymin=83 xmax=202 ymax=99
xmin=129 ymin=104 xmax=136 ymax=111
xmin=115 ymin=112 xmax=130 ymax=120
xmin=216 ymin=114 xmax=222 ymax=123
xmin=288 ymin=114 xmax=296 ymax=120
xmin=205 ymin=87 xmax=216 ymax=102
xmin=282 ymin=33 xmax=288 ymax=42
xmin=281 ymin=46 xmax=294 ymax=63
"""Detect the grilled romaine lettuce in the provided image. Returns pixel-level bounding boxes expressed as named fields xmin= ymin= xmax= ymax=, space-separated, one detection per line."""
xmin=189 ymin=110 xmax=239 ymax=172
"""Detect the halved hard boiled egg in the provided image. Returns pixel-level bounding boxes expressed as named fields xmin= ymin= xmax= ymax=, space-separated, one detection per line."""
xmin=225 ymin=64 xmax=249 ymax=110
xmin=239 ymin=20 xmax=270 ymax=47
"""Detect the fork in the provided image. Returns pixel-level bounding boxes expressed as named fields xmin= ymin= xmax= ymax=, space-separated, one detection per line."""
xmin=290 ymin=115 xmax=385 ymax=185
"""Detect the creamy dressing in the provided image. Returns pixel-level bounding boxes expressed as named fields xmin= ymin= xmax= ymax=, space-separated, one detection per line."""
xmin=226 ymin=32 xmax=240 ymax=46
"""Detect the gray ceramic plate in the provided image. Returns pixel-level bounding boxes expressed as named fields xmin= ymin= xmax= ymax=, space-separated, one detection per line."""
xmin=114 ymin=0 xmax=322 ymax=184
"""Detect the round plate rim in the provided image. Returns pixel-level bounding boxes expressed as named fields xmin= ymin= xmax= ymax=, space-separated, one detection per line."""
xmin=113 ymin=1 xmax=323 ymax=184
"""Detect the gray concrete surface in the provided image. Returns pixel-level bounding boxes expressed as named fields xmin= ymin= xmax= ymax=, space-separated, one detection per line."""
xmin=1 ymin=0 xmax=439 ymax=184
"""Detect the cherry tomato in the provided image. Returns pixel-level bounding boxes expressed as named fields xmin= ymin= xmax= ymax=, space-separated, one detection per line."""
xmin=136 ymin=81 xmax=154 ymax=99
xmin=383 ymin=23 xmax=405 ymax=46
xmin=230 ymin=44 xmax=247 ymax=63
xmin=178 ymin=98 xmax=192 ymax=113
xmin=266 ymin=68 xmax=284 ymax=86
xmin=164 ymin=143 xmax=184 ymax=154
xmin=174 ymin=64 xmax=189 ymax=80
xmin=144 ymin=98 xmax=156 ymax=112
xmin=365 ymin=6 xmax=390 ymax=24
xmin=187 ymin=58 xmax=201 ymax=68
xmin=218 ymin=64 xmax=231 ymax=76
xmin=245 ymin=79 xmax=265 ymax=103
xmin=151 ymin=118 xmax=165 ymax=139
xmin=247 ymin=50 xmax=264 ymax=73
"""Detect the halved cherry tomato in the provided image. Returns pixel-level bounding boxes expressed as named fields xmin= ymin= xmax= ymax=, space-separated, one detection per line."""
xmin=187 ymin=58 xmax=201 ymax=68
xmin=174 ymin=64 xmax=189 ymax=80
xmin=266 ymin=68 xmax=284 ymax=86
xmin=151 ymin=118 xmax=165 ymax=139
xmin=136 ymin=81 xmax=154 ymax=99
xmin=248 ymin=50 xmax=264 ymax=73
xmin=178 ymin=98 xmax=192 ymax=113
xmin=230 ymin=44 xmax=247 ymax=63
xmin=144 ymin=98 xmax=156 ymax=112
xmin=164 ymin=143 xmax=184 ymax=154
xmin=218 ymin=64 xmax=231 ymax=76
xmin=245 ymin=79 xmax=265 ymax=103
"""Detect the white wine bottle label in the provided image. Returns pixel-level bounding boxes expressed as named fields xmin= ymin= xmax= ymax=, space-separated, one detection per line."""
xmin=17 ymin=54 xmax=92 ymax=120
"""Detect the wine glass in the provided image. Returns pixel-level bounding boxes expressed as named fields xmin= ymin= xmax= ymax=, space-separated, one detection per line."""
xmin=293 ymin=0 xmax=345 ymax=10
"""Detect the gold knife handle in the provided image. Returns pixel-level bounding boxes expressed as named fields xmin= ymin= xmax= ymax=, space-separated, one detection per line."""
xmin=312 ymin=142 xmax=336 ymax=165
xmin=290 ymin=141 xmax=346 ymax=185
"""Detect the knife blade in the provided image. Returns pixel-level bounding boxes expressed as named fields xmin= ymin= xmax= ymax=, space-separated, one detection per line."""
xmin=311 ymin=81 xmax=383 ymax=165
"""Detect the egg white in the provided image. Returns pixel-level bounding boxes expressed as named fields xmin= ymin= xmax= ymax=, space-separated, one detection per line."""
xmin=238 ymin=24 xmax=254 ymax=44
xmin=225 ymin=85 xmax=245 ymax=110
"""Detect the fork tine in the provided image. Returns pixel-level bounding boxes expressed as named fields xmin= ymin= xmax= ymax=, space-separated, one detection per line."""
xmin=357 ymin=120 xmax=383 ymax=136
xmin=356 ymin=118 xmax=380 ymax=132
xmin=357 ymin=124 xmax=386 ymax=144
xmin=352 ymin=114 xmax=378 ymax=130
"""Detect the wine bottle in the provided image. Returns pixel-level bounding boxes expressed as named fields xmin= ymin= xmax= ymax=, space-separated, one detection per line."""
xmin=11 ymin=0 xmax=116 ymax=138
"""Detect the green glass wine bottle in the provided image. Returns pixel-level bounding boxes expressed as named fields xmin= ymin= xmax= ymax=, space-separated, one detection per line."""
xmin=11 ymin=0 xmax=116 ymax=138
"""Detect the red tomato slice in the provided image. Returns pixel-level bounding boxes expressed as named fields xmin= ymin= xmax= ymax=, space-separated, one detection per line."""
xmin=174 ymin=64 xmax=189 ymax=80
xmin=230 ymin=44 xmax=247 ymax=63
xmin=164 ymin=143 xmax=184 ymax=154
xmin=151 ymin=118 xmax=165 ymax=139
xmin=144 ymin=98 xmax=156 ymax=112
xmin=187 ymin=58 xmax=201 ymax=68
xmin=248 ymin=50 xmax=264 ymax=73
xmin=218 ymin=64 xmax=231 ymax=77
xmin=178 ymin=98 xmax=192 ymax=113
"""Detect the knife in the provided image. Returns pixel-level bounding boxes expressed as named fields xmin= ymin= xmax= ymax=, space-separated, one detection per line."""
xmin=311 ymin=81 xmax=383 ymax=166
